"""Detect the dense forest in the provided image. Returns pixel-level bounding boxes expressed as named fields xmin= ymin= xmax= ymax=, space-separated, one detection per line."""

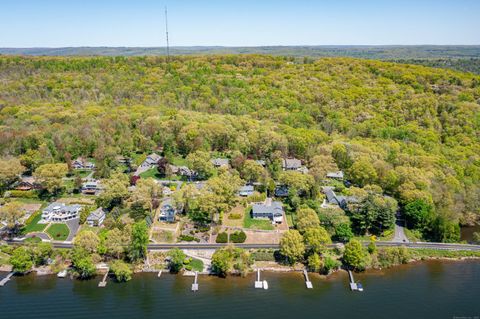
xmin=0 ymin=54 xmax=479 ymax=241
xmin=393 ymin=58 xmax=480 ymax=75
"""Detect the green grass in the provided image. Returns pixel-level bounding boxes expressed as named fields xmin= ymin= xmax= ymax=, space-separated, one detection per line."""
xmin=75 ymin=170 xmax=92 ymax=178
xmin=243 ymin=207 xmax=274 ymax=230
xmin=24 ymin=236 xmax=42 ymax=244
xmin=46 ymin=223 xmax=70 ymax=241
xmin=170 ymin=155 xmax=189 ymax=167
xmin=189 ymin=258 xmax=204 ymax=272
xmin=409 ymin=248 xmax=480 ymax=259
xmin=139 ymin=167 xmax=162 ymax=179
xmin=21 ymin=212 xmax=47 ymax=234
xmin=285 ymin=213 xmax=294 ymax=228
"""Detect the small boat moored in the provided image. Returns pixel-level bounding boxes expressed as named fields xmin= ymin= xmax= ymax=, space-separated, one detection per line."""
xmin=57 ymin=270 xmax=68 ymax=278
xmin=262 ymin=280 xmax=269 ymax=290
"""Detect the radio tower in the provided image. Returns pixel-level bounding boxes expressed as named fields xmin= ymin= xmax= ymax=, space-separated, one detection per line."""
xmin=165 ymin=6 xmax=170 ymax=62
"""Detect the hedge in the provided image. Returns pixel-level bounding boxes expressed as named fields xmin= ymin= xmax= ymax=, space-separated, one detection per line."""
xmin=230 ymin=231 xmax=247 ymax=243
xmin=216 ymin=232 xmax=228 ymax=243
xmin=8 ymin=190 xmax=38 ymax=198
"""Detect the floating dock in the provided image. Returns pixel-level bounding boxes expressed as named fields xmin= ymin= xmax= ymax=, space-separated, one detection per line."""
xmin=303 ymin=270 xmax=313 ymax=289
xmin=348 ymin=270 xmax=363 ymax=292
xmin=254 ymin=269 xmax=263 ymax=289
xmin=0 ymin=272 xmax=14 ymax=287
xmin=98 ymin=270 xmax=109 ymax=288
xmin=191 ymin=271 xmax=199 ymax=292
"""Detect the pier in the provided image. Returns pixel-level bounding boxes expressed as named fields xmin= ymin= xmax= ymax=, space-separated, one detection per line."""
xmin=303 ymin=269 xmax=313 ymax=289
xmin=98 ymin=269 xmax=109 ymax=288
xmin=191 ymin=271 xmax=199 ymax=291
xmin=348 ymin=270 xmax=363 ymax=292
xmin=254 ymin=269 xmax=263 ymax=288
xmin=0 ymin=272 xmax=14 ymax=287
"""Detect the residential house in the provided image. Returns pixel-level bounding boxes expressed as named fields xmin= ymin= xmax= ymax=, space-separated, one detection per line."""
xmin=14 ymin=176 xmax=41 ymax=191
xmin=211 ymin=158 xmax=230 ymax=168
xmin=251 ymin=198 xmax=283 ymax=224
xmin=321 ymin=187 xmax=358 ymax=210
xmin=41 ymin=203 xmax=81 ymax=223
xmin=72 ymin=157 xmax=95 ymax=170
xmin=238 ymin=185 xmax=254 ymax=197
xmin=274 ymin=185 xmax=289 ymax=197
xmin=159 ymin=203 xmax=176 ymax=222
xmin=86 ymin=208 xmax=106 ymax=227
xmin=82 ymin=180 xmax=100 ymax=195
xmin=141 ymin=153 xmax=162 ymax=168
xmin=282 ymin=158 xmax=302 ymax=171
xmin=326 ymin=171 xmax=344 ymax=180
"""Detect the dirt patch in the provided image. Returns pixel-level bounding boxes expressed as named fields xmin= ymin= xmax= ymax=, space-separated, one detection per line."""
xmin=57 ymin=197 xmax=95 ymax=205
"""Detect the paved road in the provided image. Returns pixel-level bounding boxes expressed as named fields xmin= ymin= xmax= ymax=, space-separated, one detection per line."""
xmin=9 ymin=240 xmax=479 ymax=252
xmin=393 ymin=220 xmax=409 ymax=243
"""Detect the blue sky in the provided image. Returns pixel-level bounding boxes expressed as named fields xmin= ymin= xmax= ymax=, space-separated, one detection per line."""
xmin=1 ymin=0 xmax=479 ymax=47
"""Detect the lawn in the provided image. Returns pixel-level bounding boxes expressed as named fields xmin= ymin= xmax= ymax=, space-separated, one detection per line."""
xmin=75 ymin=170 xmax=92 ymax=178
xmin=243 ymin=207 xmax=274 ymax=230
xmin=188 ymin=258 xmax=204 ymax=272
xmin=21 ymin=212 xmax=47 ymax=234
xmin=46 ymin=223 xmax=70 ymax=241
xmin=170 ymin=155 xmax=189 ymax=167
xmin=139 ymin=167 xmax=162 ymax=179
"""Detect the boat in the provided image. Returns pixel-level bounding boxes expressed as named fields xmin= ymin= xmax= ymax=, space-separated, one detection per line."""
xmin=356 ymin=282 xmax=363 ymax=292
xmin=262 ymin=280 xmax=269 ymax=290
xmin=57 ymin=270 xmax=67 ymax=278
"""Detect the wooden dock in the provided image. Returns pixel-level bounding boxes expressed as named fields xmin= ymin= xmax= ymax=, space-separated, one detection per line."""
xmin=348 ymin=270 xmax=363 ymax=292
xmin=303 ymin=270 xmax=313 ymax=289
xmin=191 ymin=271 xmax=199 ymax=292
xmin=98 ymin=269 xmax=109 ymax=288
xmin=254 ymin=269 xmax=263 ymax=289
xmin=0 ymin=272 xmax=14 ymax=287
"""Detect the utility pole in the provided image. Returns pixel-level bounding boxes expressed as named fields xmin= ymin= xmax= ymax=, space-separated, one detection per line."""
xmin=165 ymin=6 xmax=170 ymax=62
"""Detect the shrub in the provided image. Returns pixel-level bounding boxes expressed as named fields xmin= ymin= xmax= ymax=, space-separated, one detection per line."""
xmin=377 ymin=247 xmax=410 ymax=268
xmin=110 ymin=260 xmax=133 ymax=282
xmin=178 ymin=235 xmax=199 ymax=242
xmin=8 ymin=190 xmax=38 ymax=198
xmin=251 ymin=250 xmax=276 ymax=261
xmin=216 ymin=232 xmax=228 ymax=243
xmin=228 ymin=213 xmax=242 ymax=220
xmin=230 ymin=231 xmax=247 ymax=243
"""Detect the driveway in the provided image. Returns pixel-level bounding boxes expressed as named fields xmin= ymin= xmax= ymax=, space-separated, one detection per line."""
xmin=64 ymin=218 xmax=80 ymax=241
xmin=393 ymin=220 xmax=409 ymax=243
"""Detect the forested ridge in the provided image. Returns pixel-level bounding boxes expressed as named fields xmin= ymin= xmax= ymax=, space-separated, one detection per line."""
xmin=1 ymin=55 xmax=479 ymax=240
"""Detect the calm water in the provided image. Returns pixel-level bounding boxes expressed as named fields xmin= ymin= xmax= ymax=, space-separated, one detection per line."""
xmin=1 ymin=260 xmax=480 ymax=319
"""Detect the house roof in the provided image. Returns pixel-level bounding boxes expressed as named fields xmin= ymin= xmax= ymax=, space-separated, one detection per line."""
xmin=145 ymin=153 xmax=161 ymax=164
xmin=160 ymin=204 xmax=176 ymax=218
xmin=282 ymin=158 xmax=302 ymax=169
xmin=211 ymin=158 xmax=229 ymax=167
xmin=87 ymin=208 xmax=105 ymax=220
xmin=239 ymin=185 xmax=254 ymax=192
xmin=326 ymin=171 xmax=344 ymax=179
xmin=252 ymin=200 xmax=283 ymax=216
xmin=43 ymin=203 xmax=81 ymax=213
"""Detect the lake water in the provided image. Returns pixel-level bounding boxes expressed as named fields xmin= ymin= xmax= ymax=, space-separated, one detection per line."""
xmin=1 ymin=260 xmax=479 ymax=319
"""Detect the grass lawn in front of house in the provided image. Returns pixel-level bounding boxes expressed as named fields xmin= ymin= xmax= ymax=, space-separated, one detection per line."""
xmin=170 ymin=155 xmax=189 ymax=167
xmin=21 ymin=212 xmax=47 ymax=234
xmin=46 ymin=223 xmax=70 ymax=241
xmin=139 ymin=167 xmax=162 ymax=179
xmin=186 ymin=258 xmax=204 ymax=272
xmin=243 ymin=207 xmax=274 ymax=230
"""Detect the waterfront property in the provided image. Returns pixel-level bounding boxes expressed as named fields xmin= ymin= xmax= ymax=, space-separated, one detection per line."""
xmin=86 ymin=208 xmax=106 ymax=227
xmin=251 ymin=198 xmax=283 ymax=224
xmin=41 ymin=203 xmax=81 ymax=223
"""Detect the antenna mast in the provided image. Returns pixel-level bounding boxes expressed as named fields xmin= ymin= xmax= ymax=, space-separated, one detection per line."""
xmin=165 ymin=6 xmax=170 ymax=61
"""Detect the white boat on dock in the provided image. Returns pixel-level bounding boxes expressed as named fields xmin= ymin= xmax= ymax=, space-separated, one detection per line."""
xmin=262 ymin=280 xmax=269 ymax=290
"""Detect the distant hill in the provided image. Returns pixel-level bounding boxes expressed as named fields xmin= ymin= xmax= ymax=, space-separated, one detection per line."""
xmin=1 ymin=45 xmax=480 ymax=59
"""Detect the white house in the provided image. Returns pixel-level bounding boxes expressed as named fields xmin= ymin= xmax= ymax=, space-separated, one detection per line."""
xmin=41 ymin=203 xmax=81 ymax=223
xmin=251 ymin=198 xmax=283 ymax=224
xmin=211 ymin=158 xmax=230 ymax=168
xmin=86 ymin=208 xmax=106 ymax=226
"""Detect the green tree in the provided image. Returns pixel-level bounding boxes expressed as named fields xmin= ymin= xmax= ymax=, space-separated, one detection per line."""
xmin=96 ymin=169 xmax=130 ymax=209
xmin=307 ymin=252 xmax=323 ymax=272
xmin=0 ymin=201 xmax=25 ymax=230
xmin=343 ymin=239 xmax=366 ymax=271
xmin=350 ymin=193 xmax=398 ymax=235
xmin=211 ymin=248 xmax=233 ymax=276
xmin=34 ymin=163 xmax=68 ymax=194
xmin=168 ymin=248 xmax=186 ymax=273
xmin=303 ymin=227 xmax=331 ymax=253
xmin=110 ymin=260 xmax=132 ymax=282
xmin=0 ymin=157 xmax=24 ymax=193
xmin=404 ymin=199 xmax=433 ymax=230
xmin=73 ymin=230 xmax=100 ymax=254
xmin=334 ymin=223 xmax=354 ymax=242
xmin=348 ymin=159 xmax=377 ymax=187
xmin=280 ymin=230 xmax=305 ymax=264
xmin=104 ymin=228 xmax=129 ymax=259
xmin=129 ymin=221 xmax=149 ymax=261
xmin=186 ymin=151 xmax=214 ymax=179
xmin=296 ymin=207 xmax=320 ymax=232
xmin=9 ymin=246 xmax=33 ymax=273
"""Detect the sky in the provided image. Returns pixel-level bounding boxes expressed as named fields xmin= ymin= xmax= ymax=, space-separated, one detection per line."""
xmin=1 ymin=0 xmax=479 ymax=47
